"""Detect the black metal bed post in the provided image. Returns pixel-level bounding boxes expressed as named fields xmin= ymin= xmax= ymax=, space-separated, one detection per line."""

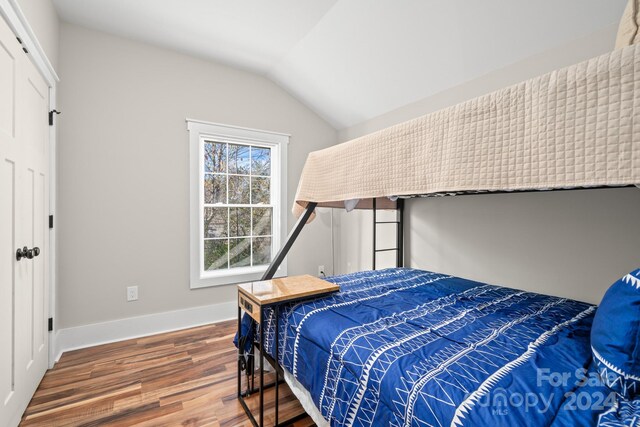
xmin=261 ymin=202 xmax=318 ymax=281
xmin=397 ymin=199 xmax=404 ymax=267
xmin=372 ymin=198 xmax=377 ymax=270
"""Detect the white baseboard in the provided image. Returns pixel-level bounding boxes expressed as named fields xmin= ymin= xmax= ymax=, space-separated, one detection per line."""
xmin=53 ymin=301 xmax=236 ymax=362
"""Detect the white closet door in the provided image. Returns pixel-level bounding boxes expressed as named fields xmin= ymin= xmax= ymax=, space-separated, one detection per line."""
xmin=0 ymin=12 xmax=50 ymax=427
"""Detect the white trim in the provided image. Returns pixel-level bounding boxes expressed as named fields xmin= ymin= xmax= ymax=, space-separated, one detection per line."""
xmin=200 ymin=263 xmax=268 ymax=279
xmin=47 ymin=85 xmax=56 ymax=369
xmin=0 ymin=0 xmax=58 ymax=85
xmin=186 ymin=118 xmax=291 ymax=139
xmin=187 ymin=119 xmax=289 ymax=288
xmin=53 ymin=301 xmax=237 ymax=362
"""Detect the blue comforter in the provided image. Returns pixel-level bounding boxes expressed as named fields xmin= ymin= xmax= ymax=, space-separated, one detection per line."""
xmin=258 ymin=268 xmax=617 ymax=426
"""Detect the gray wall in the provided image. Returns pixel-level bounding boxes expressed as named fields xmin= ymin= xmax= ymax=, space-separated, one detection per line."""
xmin=405 ymin=188 xmax=639 ymax=304
xmin=334 ymin=25 xmax=640 ymax=304
xmin=57 ymin=23 xmax=337 ymax=329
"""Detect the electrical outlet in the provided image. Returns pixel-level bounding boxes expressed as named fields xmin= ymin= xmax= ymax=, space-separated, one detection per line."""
xmin=127 ymin=286 xmax=138 ymax=302
xmin=318 ymin=265 xmax=325 ymax=277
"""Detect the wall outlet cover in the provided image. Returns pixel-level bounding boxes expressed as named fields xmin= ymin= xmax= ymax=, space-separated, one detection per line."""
xmin=127 ymin=286 xmax=138 ymax=302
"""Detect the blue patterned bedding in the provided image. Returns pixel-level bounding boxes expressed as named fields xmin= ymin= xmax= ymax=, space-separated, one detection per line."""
xmin=259 ymin=268 xmax=615 ymax=426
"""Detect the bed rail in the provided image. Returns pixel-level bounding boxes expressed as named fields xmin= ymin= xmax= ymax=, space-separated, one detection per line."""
xmin=261 ymin=202 xmax=318 ymax=281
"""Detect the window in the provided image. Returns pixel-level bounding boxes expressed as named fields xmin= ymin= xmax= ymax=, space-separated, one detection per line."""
xmin=187 ymin=120 xmax=288 ymax=288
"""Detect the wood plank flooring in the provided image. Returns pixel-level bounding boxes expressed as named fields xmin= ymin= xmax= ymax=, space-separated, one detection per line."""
xmin=20 ymin=320 xmax=314 ymax=426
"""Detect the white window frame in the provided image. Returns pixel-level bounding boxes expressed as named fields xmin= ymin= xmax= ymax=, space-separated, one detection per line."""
xmin=187 ymin=119 xmax=289 ymax=288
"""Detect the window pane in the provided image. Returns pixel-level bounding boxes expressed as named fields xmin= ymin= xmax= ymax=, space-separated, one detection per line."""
xmin=229 ymin=207 xmax=251 ymax=237
xmin=204 ymin=174 xmax=226 ymax=204
xmin=204 ymin=207 xmax=228 ymax=238
xmin=251 ymin=177 xmax=270 ymax=204
xmin=252 ymin=207 xmax=272 ymax=236
xmin=204 ymin=239 xmax=228 ymax=270
xmin=230 ymin=238 xmax=251 ymax=268
xmin=229 ymin=144 xmax=250 ymax=174
xmin=252 ymin=237 xmax=271 ymax=266
xmin=229 ymin=175 xmax=250 ymax=204
xmin=251 ymin=147 xmax=271 ymax=176
xmin=204 ymin=142 xmax=226 ymax=173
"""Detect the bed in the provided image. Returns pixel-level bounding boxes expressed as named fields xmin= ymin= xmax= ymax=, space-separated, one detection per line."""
xmin=236 ymin=7 xmax=640 ymax=426
xmin=257 ymin=268 xmax=613 ymax=427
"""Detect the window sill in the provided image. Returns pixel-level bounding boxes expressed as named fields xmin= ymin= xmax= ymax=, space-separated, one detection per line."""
xmin=190 ymin=265 xmax=287 ymax=289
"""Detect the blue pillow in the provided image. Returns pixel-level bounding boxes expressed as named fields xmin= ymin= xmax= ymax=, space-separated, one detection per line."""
xmin=591 ymin=268 xmax=640 ymax=399
xmin=597 ymin=395 xmax=640 ymax=426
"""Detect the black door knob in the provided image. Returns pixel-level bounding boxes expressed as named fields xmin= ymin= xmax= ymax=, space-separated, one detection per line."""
xmin=16 ymin=246 xmax=27 ymax=261
xmin=16 ymin=246 xmax=40 ymax=261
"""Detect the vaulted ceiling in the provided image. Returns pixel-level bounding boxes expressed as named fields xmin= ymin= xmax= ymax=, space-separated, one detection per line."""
xmin=53 ymin=0 xmax=627 ymax=129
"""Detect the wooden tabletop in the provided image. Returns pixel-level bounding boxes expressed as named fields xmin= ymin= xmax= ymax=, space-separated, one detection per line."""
xmin=238 ymin=275 xmax=340 ymax=305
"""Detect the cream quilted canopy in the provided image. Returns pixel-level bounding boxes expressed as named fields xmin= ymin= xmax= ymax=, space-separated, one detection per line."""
xmin=294 ymin=45 xmax=640 ymax=218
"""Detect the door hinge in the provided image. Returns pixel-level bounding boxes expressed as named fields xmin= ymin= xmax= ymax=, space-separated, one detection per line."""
xmin=49 ymin=215 xmax=53 ymax=229
xmin=49 ymin=110 xmax=61 ymax=126
xmin=48 ymin=318 xmax=53 ymax=332
xmin=16 ymin=37 xmax=28 ymax=54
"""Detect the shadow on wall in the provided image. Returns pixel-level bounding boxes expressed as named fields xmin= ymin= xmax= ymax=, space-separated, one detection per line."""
xmin=330 ymin=206 xmax=403 ymax=275
xmin=404 ymin=187 xmax=640 ymax=304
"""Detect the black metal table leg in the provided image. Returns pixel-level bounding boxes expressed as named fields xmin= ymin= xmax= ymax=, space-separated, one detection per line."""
xmin=251 ymin=342 xmax=255 ymax=392
xmin=260 ymin=306 xmax=264 ymax=427
xmin=237 ymin=282 xmax=338 ymax=426
xmin=275 ymin=305 xmax=279 ymax=426
xmin=237 ymin=305 xmax=241 ymax=398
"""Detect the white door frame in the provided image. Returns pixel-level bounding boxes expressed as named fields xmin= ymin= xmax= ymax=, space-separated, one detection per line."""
xmin=0 ymin=0 xmax=59 ymax=368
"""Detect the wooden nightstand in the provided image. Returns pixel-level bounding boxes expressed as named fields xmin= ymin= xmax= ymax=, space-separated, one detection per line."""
xmin=237 ymin=275 xmax=339 ymax=427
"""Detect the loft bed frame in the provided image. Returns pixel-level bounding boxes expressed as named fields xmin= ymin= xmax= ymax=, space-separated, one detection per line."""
xmin=262 ymin=186 xmax=637 ymax=283
xmin=277 ymin=44 xmax=640 ymax=280
xmin=291 ymin=45 xmax=640 ymax=223
xmin=238 ymin=42 xmax=639 ymax=427
xmin=241 ymin=185 xmax=636 ymax=426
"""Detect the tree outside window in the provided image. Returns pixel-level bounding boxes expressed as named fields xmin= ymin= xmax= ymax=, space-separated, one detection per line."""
xmin=202 ymin=141 xmax=273 ymax=272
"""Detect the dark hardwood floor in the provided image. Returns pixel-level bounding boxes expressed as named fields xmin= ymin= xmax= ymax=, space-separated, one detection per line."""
xmin=20 ymin=320 xmax=314 ymax=426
